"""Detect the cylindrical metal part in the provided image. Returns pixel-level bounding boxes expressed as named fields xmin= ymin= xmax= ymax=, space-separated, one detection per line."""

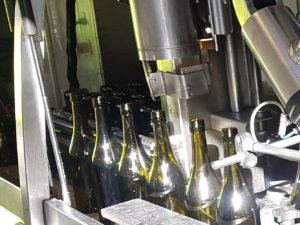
xmin=225 ymin=34 xmax=241 ymax=112
xmin=17 ymin=0 xmax=37 ymax=35
xmin=242 ymin=5 xmax=300 ymax=105
xmin=253 ymin=143 xmax=300 ymax=162
xmin=250 ymin=56 xmax=262 ymax=106
xmin=208 ymin=0 xmax=233 ymax=35
xmin=211 ymin=154 xmax=243 ymax=170
xmin=129 ymin=0 xmax=198 ymax=61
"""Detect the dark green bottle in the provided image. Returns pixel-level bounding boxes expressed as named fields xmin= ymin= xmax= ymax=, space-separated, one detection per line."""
xmin=147 ymin=110 xmax=187 ymax=215
xmin=92 ymin=95 xmax=121 ymax=207
xmin=118 ymin=103 xmax=151 ymax=201
xmin=185 ymin=119 xmax=221 ymax=224
xmin=69 ymin=92 xmax=97 ymax=213
xmin=217 ymin=127 xmax=260 ymax=225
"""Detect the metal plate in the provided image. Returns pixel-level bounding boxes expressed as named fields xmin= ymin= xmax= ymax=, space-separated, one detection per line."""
xmin=101 ymin=199 xmax=207 ymax=225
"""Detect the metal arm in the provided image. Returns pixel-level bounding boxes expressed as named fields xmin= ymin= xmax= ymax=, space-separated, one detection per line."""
xmin=211 ymin=132 xmax=300 ymax=170
xmin=17 ymin=0 xmax=71 ymax=206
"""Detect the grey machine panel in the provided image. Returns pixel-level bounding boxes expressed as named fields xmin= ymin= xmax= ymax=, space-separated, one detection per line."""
xmin=129 ymin=0 xmax=198 ymax=60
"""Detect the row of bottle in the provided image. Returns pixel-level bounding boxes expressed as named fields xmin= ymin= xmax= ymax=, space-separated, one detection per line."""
xmin=64 ymin=83 xmax=160 ymax=135
xmin=67 ymin=90 xmax=260 ymax=224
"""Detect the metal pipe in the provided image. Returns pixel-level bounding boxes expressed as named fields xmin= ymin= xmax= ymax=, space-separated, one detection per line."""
xmin=211 ymin=154 xmax=243 ymax=170
xmin=225 ymin=34 xmax=241 ymax=112
xmin=28 ymin=37 xmax=71 ymax=206
xmin=253 ymin=143 xmax=300 ymax=162
xmin=271 ymin=134 xmax=300 ymax=148
xmin=211 ymin=133 xmax=300 ymax=170
xmin=250 ymin=57 xmax=262 ymax=106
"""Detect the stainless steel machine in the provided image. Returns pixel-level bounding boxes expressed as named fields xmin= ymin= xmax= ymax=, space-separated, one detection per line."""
xmin=3 ymin=0 xmax=300 ymax=224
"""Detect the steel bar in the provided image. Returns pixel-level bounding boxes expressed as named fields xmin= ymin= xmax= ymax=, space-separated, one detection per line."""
xmin=28 ymin=36 xmax=71 ymax=206
xmin=253 ymin=143 xmax=300 ymax=162
xmin=225 ymin=34 xmax=241 ymax=112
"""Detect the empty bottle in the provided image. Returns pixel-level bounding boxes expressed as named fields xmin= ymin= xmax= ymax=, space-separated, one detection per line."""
xmin=216 ymin=127 xmax=260 ymax=225
xmin=118 ymin=103 xmax=151 ymax=201
xmin=147 ymin=110 xmax=187 ymax=215
xmin=92 ymin=95 xmax=121 ymax=207
xmin=185 ymin=119 xmax=221 ymax=224
xmin=69 ymin=91 xmax=97 ymax=213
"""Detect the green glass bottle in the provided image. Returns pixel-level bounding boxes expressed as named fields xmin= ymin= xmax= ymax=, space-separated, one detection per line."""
xmin=118 ymin=103 xmax=151 ymax=201
xmin=185 ymin=119 xmax=221 ymax=224
xmin=92 ymin=95 xmax=121 ymax=207
xmin=147 ymin=110 xmax=187 ymax=215
xmin=69 ymin=92 xmax=84 ymax=158
xmin=217 ymin=127 xmax=260 ymax=225
xmin=68 ymin=92 xmax=97 ymax=213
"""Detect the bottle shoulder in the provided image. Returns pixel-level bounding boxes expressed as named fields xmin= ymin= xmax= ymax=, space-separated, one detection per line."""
xmin=217 ymin=175 xmax=258 ymax=222
xmin=147 ymin=155 xmax=187 ymax=194
xmin=186 ymin=165 xmax=221 ymax=203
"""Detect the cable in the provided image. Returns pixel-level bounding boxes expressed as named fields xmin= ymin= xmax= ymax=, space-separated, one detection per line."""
xmin=250 ymin=101 xmax=285 ymax=142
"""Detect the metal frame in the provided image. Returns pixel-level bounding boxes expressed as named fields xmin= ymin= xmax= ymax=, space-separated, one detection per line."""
xmin=13 ymin=1 xmax=104 ymax=224
xmin=14 ymin=2 xmax=50 ymax=224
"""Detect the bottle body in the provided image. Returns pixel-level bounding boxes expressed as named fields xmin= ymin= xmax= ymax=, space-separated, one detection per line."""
xmin=118 ymin=103 xmax=151 ymax=201
xmin=92 ymin=96 xmax=121 ymax=207
xmin=216 ymin=128 xmax=260 ymax=225
xmin=185 ymin=119 xmax=221 ymax=224
xmin=147 ymin=110 xmax=187 ymax=215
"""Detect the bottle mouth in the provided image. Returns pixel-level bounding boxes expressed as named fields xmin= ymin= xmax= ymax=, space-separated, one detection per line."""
xmin=68 ymin=88 xmax=88 ymax=99
xmin=91 ymin=94 xmax=105 ymax=108
xmin=189 ymin=118 xmax=205 ymax=131
xmin=151 ymin=110 xmax=166 ymax=122
xmin=221 ymin=127 xmax=238 ymax=139
xmin=120 ymin=102 xmax=133 ymax=115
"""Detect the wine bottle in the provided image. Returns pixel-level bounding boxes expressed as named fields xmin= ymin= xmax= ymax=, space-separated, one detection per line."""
xmin=216 ymin=127 xmax=260 ymax=225
xmin=185 ymin=119 xmax=221 ymax=224
xmin=118 ymin=103 xmax=151 ymax=201
xmin=147 ymin=110 xmax=187 ymax=215
xmin=92 ymin=95 xmax=121 ymax=207
xmin=69 ymin=91 xmax=97 ymax=213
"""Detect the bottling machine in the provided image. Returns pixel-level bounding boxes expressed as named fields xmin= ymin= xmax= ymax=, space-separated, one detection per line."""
xmin=2 ymin=0 xmax=300 ymax=224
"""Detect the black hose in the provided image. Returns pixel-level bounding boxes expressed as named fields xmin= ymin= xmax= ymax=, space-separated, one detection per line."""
xmin=66 ymin=0 xmax=80 ymax=91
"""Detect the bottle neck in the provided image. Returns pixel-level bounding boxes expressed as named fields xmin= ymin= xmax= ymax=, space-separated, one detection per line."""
xmin=80 ymin=100 xmax=93 ymax=138
xmin=71 ymin=97 xmax=82 ymax=131
xmin=70 ymin=96 xmax=93 ymax=139
xmin=191 ymin=128 xmax=208 ymax=166
xmin=121 ymin=111 xmax=138 ymax=148
xmin=93 ymin=105 xmax=115 ymax=166
xmin=224 ymin=138 xmax=240 ymax=182
xmin=152 ymin=119 xmax=173 ymax=157
xmin=94 ymin=106 xmax=110 ymax=147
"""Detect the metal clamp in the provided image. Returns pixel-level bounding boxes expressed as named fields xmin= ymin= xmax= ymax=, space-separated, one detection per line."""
xmin=211 ymin=132 xmax=300 ymax=170
xmin=147 ymin=64 xmax=209 ymax=99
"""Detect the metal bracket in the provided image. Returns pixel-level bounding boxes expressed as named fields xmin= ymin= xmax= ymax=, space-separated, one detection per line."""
xmin=44 ymin=199 xmax=103 ymax=225
xmin=273 ymin=206 xmax=300 ymax=225
xmin=147 ymin=64 xmax=209 ymax=99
